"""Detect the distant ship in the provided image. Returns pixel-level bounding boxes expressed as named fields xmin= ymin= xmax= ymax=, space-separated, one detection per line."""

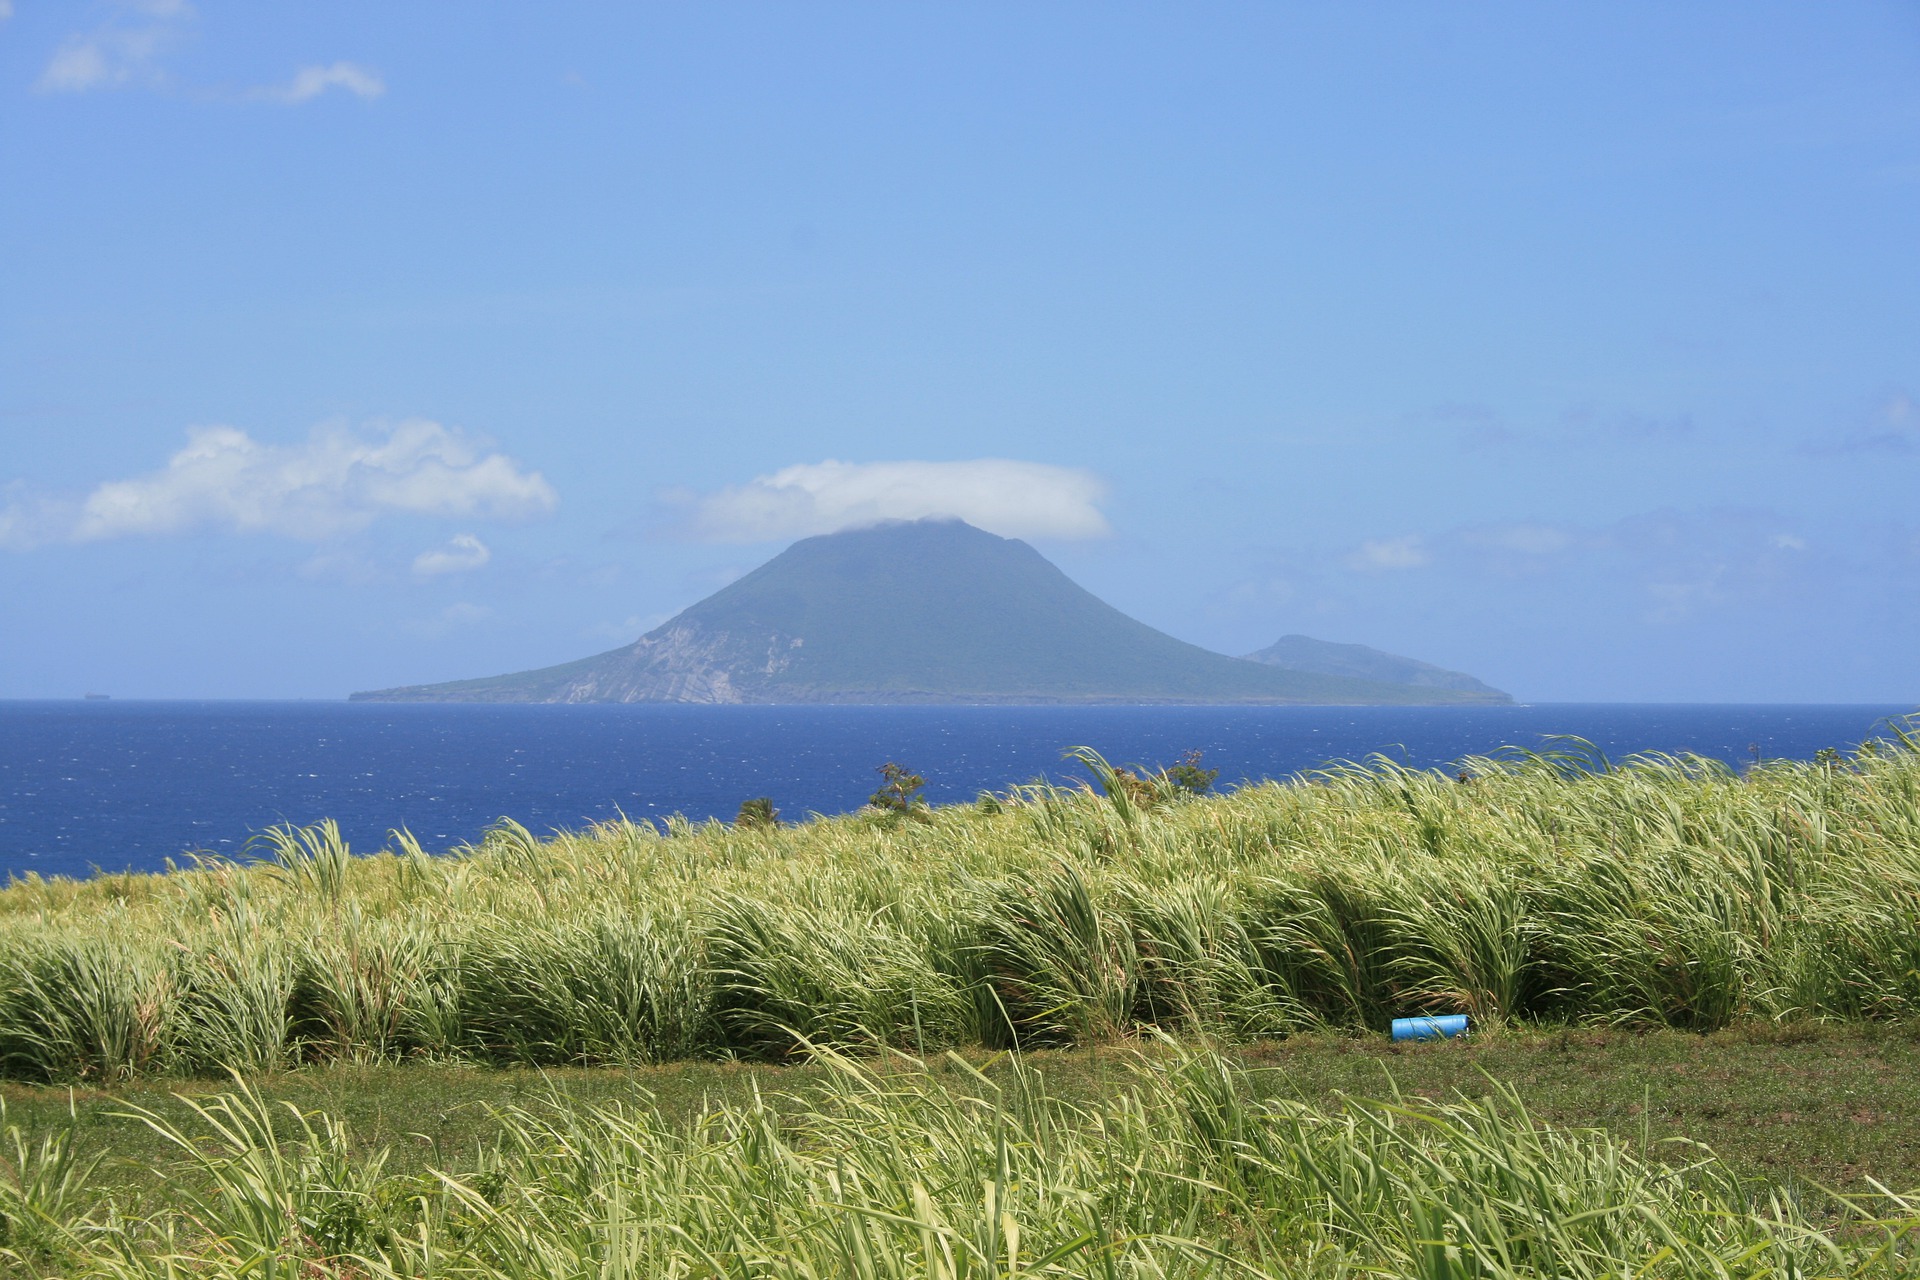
xmin=83 ymin=692 xmax=110 ymax=700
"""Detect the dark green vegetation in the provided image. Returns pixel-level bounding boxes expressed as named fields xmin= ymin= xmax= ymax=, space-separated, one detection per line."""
xmin=733 ymin=796 xmax=778 ymax=830
xmin=1244 ymin=632 xmax=1511 ymax=698
xmin=353 ymin=519 xmax=1511 ymax=703
xmin=868 ymin=760 xmax=929 ymax=815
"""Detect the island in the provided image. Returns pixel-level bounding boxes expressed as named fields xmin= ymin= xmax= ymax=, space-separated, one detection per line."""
xmin=353 ymin=519 xmax=1511 ymax=705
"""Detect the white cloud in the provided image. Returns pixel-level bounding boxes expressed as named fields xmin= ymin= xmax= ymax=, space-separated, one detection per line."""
xmin=413 ymin=533 xmax=491 ymax=577
xmin=37 ymin=26 xmax=170 ymax=92
xmin=686 ymin=459 xmax=1110 ymax=543
xmin=0 ymin=419 xmax=554 ymax=548
xmin=39 ymin=43 xmax=111 ymax=91
xmin=34 ymin=3 xmax=382 ymax=105
xmin=0 ymin=2 xmax=15 ymax=21
xmin=264 ymin=61 xmax=384 ymax=104
xmin=1342 ymin=535 xmax=1430 ymax=572
xmin=35 ymin=1 xmax=187 ymax=94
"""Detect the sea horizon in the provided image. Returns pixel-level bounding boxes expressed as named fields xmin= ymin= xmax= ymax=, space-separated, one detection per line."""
xmin=3 ymin=699 xmax=1910 ymax=882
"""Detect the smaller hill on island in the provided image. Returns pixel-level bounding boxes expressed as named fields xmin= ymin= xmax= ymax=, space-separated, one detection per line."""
xmin=1242 ymin=635 xmax=1509 ymax=700
xmin=353 ymin=519 xmax=1511 ymax=705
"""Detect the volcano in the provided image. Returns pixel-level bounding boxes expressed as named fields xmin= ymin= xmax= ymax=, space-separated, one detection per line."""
xmin=351 ymin=520 xmax=1509 ymax=705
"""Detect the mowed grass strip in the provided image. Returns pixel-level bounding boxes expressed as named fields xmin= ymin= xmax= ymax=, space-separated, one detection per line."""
xmin=6 ymin=1022 xmax=1919 ymax=1220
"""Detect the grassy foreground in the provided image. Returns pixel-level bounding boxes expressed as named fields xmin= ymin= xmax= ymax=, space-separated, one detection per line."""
xmin=4 ymin=1023 xmax=1920 ymax=1213
xmin=5 ymin=1035 xmax=1920 ymax=1277
xmin=6 ymin=735 xmax=1920 ymax=1079
xmin=7 ymin=734 xmax=1920 ymax=1273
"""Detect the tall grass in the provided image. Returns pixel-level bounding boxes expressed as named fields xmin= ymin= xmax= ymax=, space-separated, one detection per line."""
xmin=11 ymin=1045 xmax=1920 ymax=1277
xmin=7 ymin=731 xmax=1920 ymax=1079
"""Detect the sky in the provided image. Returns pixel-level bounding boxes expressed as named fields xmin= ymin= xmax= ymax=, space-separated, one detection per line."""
xmin=2 ymin=2 xmax=1917 ymax=703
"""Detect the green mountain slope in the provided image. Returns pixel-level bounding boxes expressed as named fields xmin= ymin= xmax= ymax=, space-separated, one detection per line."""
xmin=353 ymin=521 xmax=1509 ymax=704
xmin=1243 ymin=633 xmax=1509 ymax=699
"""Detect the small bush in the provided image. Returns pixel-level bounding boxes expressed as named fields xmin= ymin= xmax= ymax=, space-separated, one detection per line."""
xmin=735 ymin=797 xmax=779 ymax=830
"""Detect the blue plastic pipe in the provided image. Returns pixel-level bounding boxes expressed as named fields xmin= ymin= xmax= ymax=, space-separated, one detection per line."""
xmin=1390 ymin=1014 xmax=1470 ymax=1041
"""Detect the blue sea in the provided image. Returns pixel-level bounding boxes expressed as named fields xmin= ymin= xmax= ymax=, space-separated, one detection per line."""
xmin=0 ymin=701 xmax=1912 ymax=881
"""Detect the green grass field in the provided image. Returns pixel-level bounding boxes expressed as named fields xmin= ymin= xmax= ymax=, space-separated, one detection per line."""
xmin=6 ymin=1029 xmax=1920 ymax=1277
xmin=7 ymin=732 xmax=1920 ymax=1274
xmin=7 ymin=1023 xmax=1920 ymax=1207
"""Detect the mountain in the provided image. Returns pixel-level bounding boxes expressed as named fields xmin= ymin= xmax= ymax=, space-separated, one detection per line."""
xmin=352 ymin=520 xmax=1510 ymax=705
xmin=1242 ymin=634 xmax=1509 ymax=699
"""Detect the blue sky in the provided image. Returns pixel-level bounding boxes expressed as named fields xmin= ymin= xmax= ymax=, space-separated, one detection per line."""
xmin=2 ymin=2 xmax=1917 ymax=702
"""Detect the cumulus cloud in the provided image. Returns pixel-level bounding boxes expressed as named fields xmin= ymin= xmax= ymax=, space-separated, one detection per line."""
xmin=1342 ymin=535 xmax=1430 ymax=572
xmin=37 ymin=23 xmax=173 ymax=92
xmin=77 ymin=421 xmax=554 ymax=540
xmin=33 ymin=0 xmax=195 ymax=93
xmin=35 ymin=2 xmax=382 ymax=104
xmin=0 ymin=420 xmax=554 ymax=548
xmin=262 ymin=61 xmax=384 ymax=104
xmin=685 ymin=459 xmax=1110 ymax=542
xmin=412 ymin=533 xmax=492 ymax=577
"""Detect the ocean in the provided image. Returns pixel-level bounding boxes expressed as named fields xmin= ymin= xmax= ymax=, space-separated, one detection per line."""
xmin=0 ymin=700 xmax=1911 ymax=881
